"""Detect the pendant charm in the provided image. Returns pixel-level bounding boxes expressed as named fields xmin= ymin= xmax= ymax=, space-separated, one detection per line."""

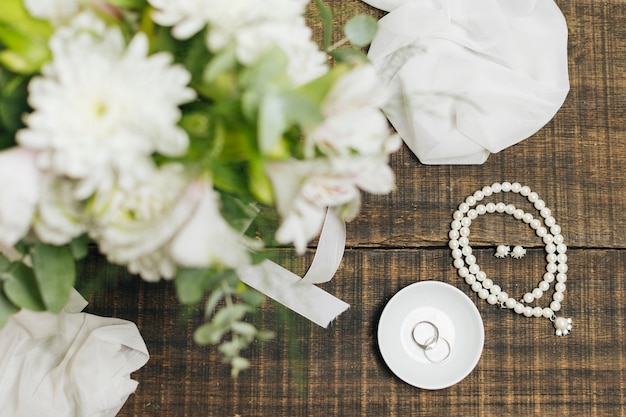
xmin=553 ymin=316 xmax=572 ymax=336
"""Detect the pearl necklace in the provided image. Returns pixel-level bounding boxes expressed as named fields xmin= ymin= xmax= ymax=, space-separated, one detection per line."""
xmin=449 ymin=182 xmax=572 ymax=336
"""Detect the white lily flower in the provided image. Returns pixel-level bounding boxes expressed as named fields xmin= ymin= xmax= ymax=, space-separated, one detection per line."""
xmin=307 ymin=64 xmax=398 ymax=157
xmin=267 ymin=159 xmax=371 ymax=254
xmin=170 ymin=179 xmax=253 ymax=270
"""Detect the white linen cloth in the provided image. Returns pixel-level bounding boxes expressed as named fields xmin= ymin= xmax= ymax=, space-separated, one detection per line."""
xmin=0 ymin=289 xmax=149 ymax=417
xmin=365 ymin=0 xmax=570 ymax=164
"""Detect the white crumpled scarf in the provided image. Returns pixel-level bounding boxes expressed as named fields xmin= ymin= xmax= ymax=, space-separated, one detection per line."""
xmin=364 ymin=0 xmax=570 ymax=164
xmin=0 ymin=289 xmax=148 ymax=417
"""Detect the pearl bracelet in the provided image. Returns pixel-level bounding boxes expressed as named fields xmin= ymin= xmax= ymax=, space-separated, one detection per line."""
xmin=449 ymin=182 xmax=572 ymax=336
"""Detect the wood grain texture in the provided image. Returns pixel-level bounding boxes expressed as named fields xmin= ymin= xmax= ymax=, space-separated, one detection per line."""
xmin=82 ymin=1 xmax=626 ymax=416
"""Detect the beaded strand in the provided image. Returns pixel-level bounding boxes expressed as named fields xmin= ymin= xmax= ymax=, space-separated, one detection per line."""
xmin=449 ymin=182 xmax=572 ymax=336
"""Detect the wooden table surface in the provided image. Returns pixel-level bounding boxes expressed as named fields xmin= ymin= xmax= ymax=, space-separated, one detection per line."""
xmin=84 ymin=1 xmax=626 ymax=416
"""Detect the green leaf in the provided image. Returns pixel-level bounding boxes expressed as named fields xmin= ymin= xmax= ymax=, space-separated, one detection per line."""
xmin=194 ymin=322 xmax=225 ymax=345
xmin=231 ymin=321 xmax=257 ymax=338
xmin=314 ymin=0 xmax=334 ymax=50
xmin=0 ymin=253 xmax=11 ymax=273
xmin=204 ymin=287 xmax=224 ymax=316
xmin=296 ymin=63 xmax=351 ymax=106
xmin=175 ymin=268 xmax=210 ymax=304
xmin=282 ymin=91 xmax=324 ymax=130
xmin=256 ymin=329 xmax=276 ymax=341
xmin=248 ymin=158 xmax=273 ymax=205
xmin=0 ymin=0 xmax=52 ymax=38
xmin=218 ymin=339 xmax=242 ymax=357
xmin=230 ymin=356 xmax=250 ymax=377
xmin=236 ymin=284 xmax=265 ymax=308
xmin=203 ymin=45 xmax=237 ymax=83
xmin=105 ymin=0 xmax=147 ymax=9
xmin=0 ymin=6 xmax=52 ymax=74
xmin=0 ymin=286 xmax=19 ymax=328
xmin=4 ymin=262 xmax=45 ymax=311
xmin=69 ymin=234 xmax=90 ymax=260
xmin=212 ymin=304 xmax=250 ymax=327
xmin=0 ymin=70 xmax=29 ymax=140
xmin=239 ymin=47 xmax=291 ymax=114
xmin=344 ymin=14 xmax=378 ymax=48
xmin=31 ymin=244 xmax=76 ymax=312
xmin=328 ymin=48 xmax=369 ymax=64
xmin=218 ymin=193 xmax=259 ymax=233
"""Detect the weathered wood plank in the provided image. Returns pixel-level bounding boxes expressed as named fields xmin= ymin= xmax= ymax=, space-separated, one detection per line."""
xmin=86 ymin=247 xmax=625 ymax=417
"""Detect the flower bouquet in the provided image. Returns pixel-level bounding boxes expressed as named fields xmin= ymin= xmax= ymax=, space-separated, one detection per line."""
xmin=0 ymin=0 xmax=399 ymax=375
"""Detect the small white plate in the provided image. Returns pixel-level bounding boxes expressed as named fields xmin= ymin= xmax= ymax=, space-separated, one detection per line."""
xmin=378 ymin=281 xmax=484 ymax=390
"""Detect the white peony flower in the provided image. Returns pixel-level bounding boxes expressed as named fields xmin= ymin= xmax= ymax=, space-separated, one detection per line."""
xmin=33 ymin=176 xmax=87 ymax=245
xmin=17 ymin=12 xmax=196 ymax=199
xmin=90 ymin=163 xmax=253 ymax=281
xmin=148 ymin=0 xmax=327 ymax=86
xmin=89 ymin=163 xmax=196 ymax=282
xmin=0 ymin=148 xmax=41 ymax=247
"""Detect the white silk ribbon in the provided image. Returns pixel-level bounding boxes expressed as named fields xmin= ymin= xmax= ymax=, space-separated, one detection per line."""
xmin=238 ymin=207 xmax=349 ymax=327
xmin=365 ymin=0 xmax=570 ymax=164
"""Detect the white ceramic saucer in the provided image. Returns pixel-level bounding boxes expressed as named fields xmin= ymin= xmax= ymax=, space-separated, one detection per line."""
xmin=378 ymin=281 xmax=484 ymax=390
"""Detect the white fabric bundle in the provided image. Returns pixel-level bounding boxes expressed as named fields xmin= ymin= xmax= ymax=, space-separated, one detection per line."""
xmin=0 ymin=290 xmax=149 ymax=417
xmin=365 ymin=0 xmax=570 ymax=164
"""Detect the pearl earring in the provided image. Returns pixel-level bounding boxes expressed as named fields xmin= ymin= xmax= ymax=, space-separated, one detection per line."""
xmin=511 ymin=245 xmax=526 ymax=259
xmin=495 ymin=245 xmax=510 ymax=258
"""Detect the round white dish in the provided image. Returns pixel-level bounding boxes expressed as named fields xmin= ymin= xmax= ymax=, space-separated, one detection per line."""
xmin=378 ymin=281 xmax=484 ymax=390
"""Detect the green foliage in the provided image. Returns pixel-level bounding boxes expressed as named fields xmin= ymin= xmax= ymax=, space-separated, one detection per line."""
xmin=31 ymin=244 xmax=76 ymax=313
xmin=0 ymin=288 xmax=19 ymax=328
xmin=314 ymin=0 xmax=334 ymax=50
xmin=313 ymin=1 xmax=378 ymax=64
xmin=344 ymin=14 xmax=378 ymax=48
xmin=175 ymin=266 xmax=273 ymax=377
xmin=0 ymin=0 xmax=382 ymax=376
xmin=0 ymin=0 xmax=52 ymax=74
xmin=0 ymin=240 xmax=84 ymax=327
xmin=106 ymin=0 xmax=147 ymax=9
xmin=0 ymin=69 xmax=29 ymax=150
xmin=3 ymin=262 xmax=46 ymax=311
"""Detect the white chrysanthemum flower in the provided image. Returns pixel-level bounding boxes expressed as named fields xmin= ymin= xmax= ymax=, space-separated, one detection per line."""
xmin=148 ymin=0 xmax=327 ymax=85
xmin=17 ymin=12 xmax=196 ymax=199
